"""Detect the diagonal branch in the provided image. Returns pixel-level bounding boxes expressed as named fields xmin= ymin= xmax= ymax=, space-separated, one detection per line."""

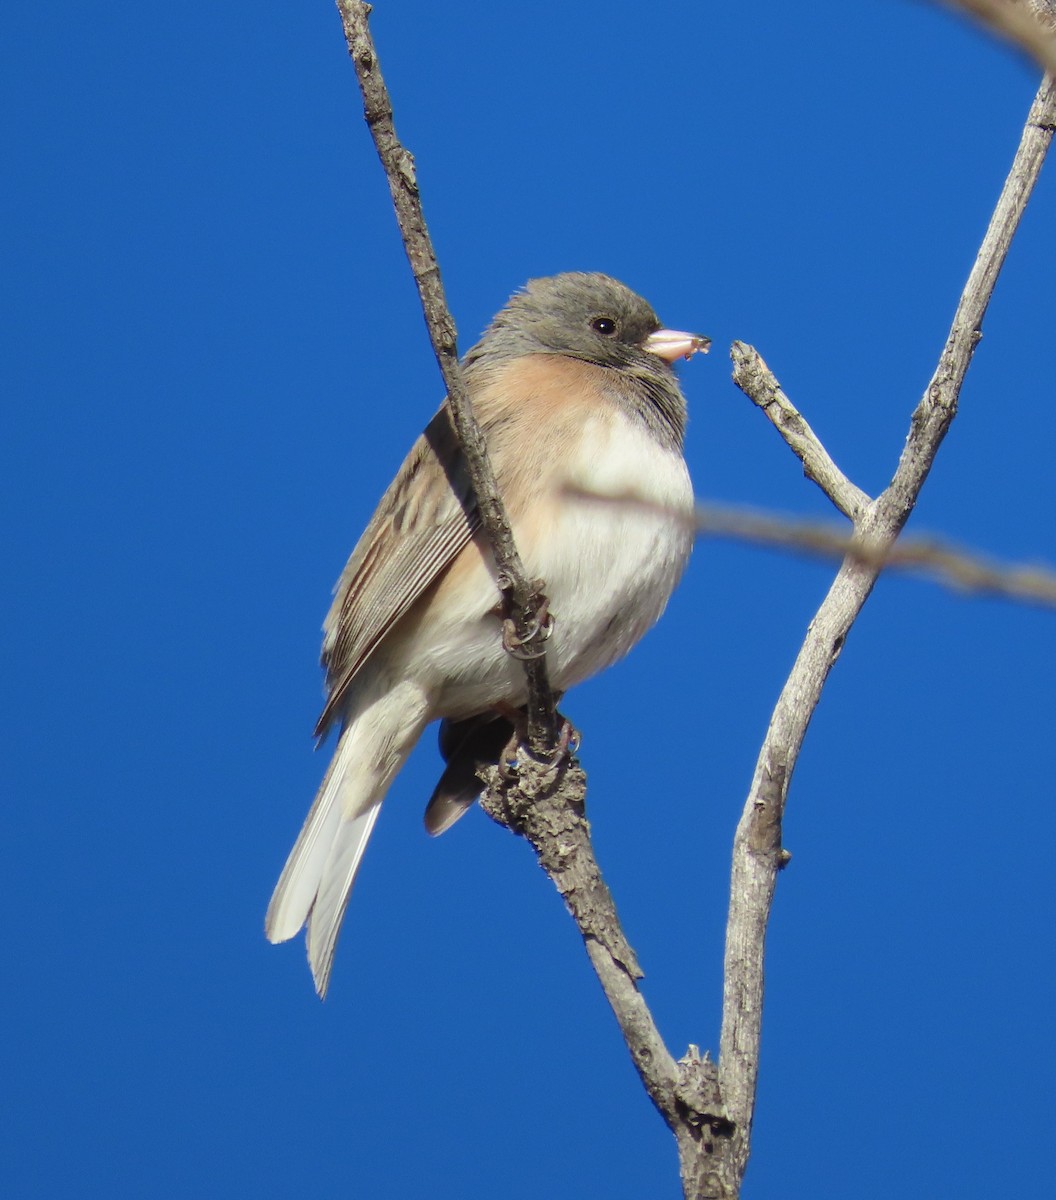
xmin=479 ymin=767 xmax=672 ymax=1099
xmin=477 ymin=760 xmax=734 ymax=1197
xmin=335 ymin=0 xmax=558 ymax=751
xmin=731 ymin=344 xmax=872 ymax=520
xmin=883 ymin=73 xmax=1056 ymax=523
xmin=716 ymin=71 xmax=1056 ymax=1191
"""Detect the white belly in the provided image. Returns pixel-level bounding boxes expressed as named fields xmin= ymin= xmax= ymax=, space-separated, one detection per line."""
xmin=417 ymin=410 xmax=693 ymax=717
xmin=533 ymin=412 xmax=693 ymax=689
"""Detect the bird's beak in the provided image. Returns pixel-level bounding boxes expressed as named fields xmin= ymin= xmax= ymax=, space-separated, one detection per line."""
xmin=643 ymin=329 xmax=711 ymax=363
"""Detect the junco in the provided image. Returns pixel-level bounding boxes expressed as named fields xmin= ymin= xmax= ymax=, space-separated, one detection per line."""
xmin=266 ymin=272 xmax=709 ymax=996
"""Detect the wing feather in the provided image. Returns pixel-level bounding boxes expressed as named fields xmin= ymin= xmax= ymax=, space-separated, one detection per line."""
xmin=314 ymin=404 xmax=480 ymax=738
xmin=312 ymin=353 xmax=597 ymax=739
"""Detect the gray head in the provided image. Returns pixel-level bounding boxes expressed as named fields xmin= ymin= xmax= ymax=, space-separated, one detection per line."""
xmin=468 ymin=273 xmax=674 ymax=367
xmin=465 ymin=272 xmax=708 ymax=450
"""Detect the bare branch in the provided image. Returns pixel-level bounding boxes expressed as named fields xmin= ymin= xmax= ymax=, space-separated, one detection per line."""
xmin=884 ymin=72 xmax=1056 ymax=525
xmin=333 ymin=5 xmax=1056 ymax=1199
xmin=479 ymin=767 xmax=662 ymax=1075
xmin=730 ymin=343 xmax=872 ymax=520
xmin=334 ymin=1 xmax=558 ymax=751
xmin=717 ymin=72 xmax=1056 ymax=1189
xmin=477 ymin=760 xmax=734 ymax=1188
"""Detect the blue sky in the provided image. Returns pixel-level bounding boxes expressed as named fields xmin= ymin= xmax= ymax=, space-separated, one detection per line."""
xmin=4 ymin=3 xmax=1055 ymax=1197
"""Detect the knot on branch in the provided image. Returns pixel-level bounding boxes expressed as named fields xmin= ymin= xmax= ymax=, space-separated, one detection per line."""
xmin=478 ymin=755 xmax=585 ymax=838
xmin=675 ymin=1047 xmax=735 ymax=1147
xmin=397 ymin=149 xmax=417 ymax=190
xmin=729 ymin=342 xmax=773 ymax=409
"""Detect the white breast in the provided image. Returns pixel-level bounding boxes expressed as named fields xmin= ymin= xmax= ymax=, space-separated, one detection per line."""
xmin=411 ymin=409 xmax=693 ymax=717
xmin=531 ymin=410 xmax=693 ymax=690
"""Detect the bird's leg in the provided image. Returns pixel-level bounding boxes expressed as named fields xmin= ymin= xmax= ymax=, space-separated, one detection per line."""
xmin=500 ymin=595 xmax=552 ymax=659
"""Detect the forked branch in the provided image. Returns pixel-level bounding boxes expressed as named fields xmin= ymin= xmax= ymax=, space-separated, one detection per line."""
xmin=331 ymin=2 xmax=1056 ymax=1197
xmin=718 ymin=71 xmax=1056 ymax=1190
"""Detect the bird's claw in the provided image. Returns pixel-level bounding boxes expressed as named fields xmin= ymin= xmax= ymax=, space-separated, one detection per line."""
xmin=501 ymin=595 xmax=553 ymax=661
xmin=498 ymin=713 xmax=580 ymax=779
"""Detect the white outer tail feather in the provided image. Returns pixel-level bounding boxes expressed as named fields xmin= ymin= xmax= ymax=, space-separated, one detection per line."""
xmin=305 ymin=802 xmax=381 ymax=996
xmin=265 ymin=679 xmax=431 ymax=997
xmin=264 ymin=725 xmax=384 ymax=998
xmin=265 ymin=739 xmax=348 ymax=944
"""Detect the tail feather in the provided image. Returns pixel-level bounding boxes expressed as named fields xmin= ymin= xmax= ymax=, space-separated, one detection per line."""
xmin=424 ymin=713 xmax=515 ymax=836
xmin=265 ymin=678 xmax=431 ymax=997
xmin=306 ymin=802 xmax=381 ymax=997
xmin=265 ymin=727 xmax=382 ymax=998
xmin=265 ymin=746 xmax=347 ymax=945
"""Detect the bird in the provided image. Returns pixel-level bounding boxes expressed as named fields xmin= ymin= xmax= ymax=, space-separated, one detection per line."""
xmin=265 ymin=272 xmax=709 ymax=997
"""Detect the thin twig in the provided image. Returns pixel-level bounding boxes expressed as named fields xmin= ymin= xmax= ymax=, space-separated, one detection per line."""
xmin=716 ymin=72 xmax=1056 ymax=1193
xmin=335 ymin=1 xmax=558 ymax=751
xmin=731 ymin=344 xmax=872 ymax=521
xmin=566 ymin=488 xmax=1056 ymax=608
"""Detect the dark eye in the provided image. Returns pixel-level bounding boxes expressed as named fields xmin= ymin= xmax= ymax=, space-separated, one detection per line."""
xmin=591 ymin=316 xmax=617 ymax=337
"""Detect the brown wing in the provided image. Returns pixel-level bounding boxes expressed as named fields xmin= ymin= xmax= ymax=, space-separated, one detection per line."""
xmin=314 ymin=404 xmax=479 ymax=739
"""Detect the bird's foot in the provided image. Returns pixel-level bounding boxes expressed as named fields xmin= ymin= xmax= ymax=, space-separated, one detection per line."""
xmin=497 ymin=706 xmax=579 ymax=778
xmin=498 ymin=578 xmax=553 ymax=661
